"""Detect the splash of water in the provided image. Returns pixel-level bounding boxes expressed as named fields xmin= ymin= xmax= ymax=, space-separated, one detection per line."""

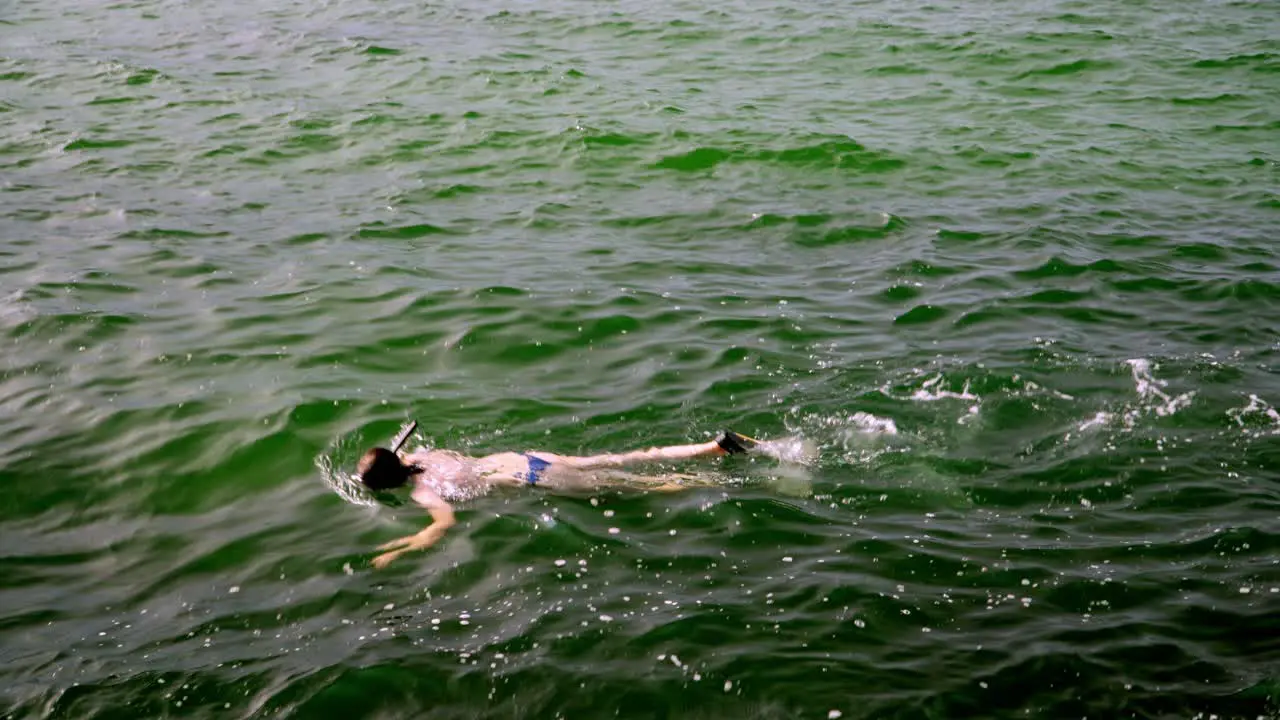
xmin=778 ymin=409 xmax=903 ymax=470
xmin=316 ymin=452 xmax=379 ymax=507
xmin=754 ymin=435 xmax=821 ymax=465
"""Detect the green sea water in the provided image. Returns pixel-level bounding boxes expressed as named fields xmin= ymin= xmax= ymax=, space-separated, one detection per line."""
xmin=2 ymin=0 xmax=1279 ymax=717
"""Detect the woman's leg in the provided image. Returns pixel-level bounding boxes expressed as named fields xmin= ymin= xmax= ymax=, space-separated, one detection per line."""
xmin=544 ymin=440 xmax=726 ymax=471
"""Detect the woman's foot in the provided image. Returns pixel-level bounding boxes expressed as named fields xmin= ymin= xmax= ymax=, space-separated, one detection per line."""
xmin=716 ymin=429 xmax=759 ymax=455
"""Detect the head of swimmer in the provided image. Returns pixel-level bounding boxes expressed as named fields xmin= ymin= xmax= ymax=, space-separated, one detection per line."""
xmin=357 ymin=447 xmax=418 ymax=491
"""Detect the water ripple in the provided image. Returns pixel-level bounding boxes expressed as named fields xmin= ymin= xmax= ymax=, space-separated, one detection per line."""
xmin=3 ymin=0 xmax=1280 ymax=716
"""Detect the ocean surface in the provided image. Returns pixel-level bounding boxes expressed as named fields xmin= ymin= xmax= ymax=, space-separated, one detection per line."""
xmin=2 ymin=0 xmax=1278 ymax=717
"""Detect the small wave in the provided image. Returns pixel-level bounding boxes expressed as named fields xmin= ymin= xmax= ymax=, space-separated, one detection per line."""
xmin=1191 ymin=52 xmax=1276 ymax=70
xmin=1014 ymin=58 xmax=1116 ymax=78
xmin=652 ymin=134 xmax=904 ymax=174
xmin=355 ymin=221 xmax=455 ymax=239
xmin=794 ymin=213 xmax=909 ymax=247
xmin=893 ymin=303 xmax=949 ymax=325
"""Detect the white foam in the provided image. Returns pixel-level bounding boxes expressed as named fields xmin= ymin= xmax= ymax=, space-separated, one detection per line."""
xmin=1077 ymin=411 xmax=1112 ymax=432
xmin=910 ymin=374 xmax=978 ymax=402
xmin=1123 ymin=358 xmax=1194 ymax=425
xmin=1226 ymin=394 xmax=1280 ymax=436
xmin=848 ymin=411 xmax=898 ymax=435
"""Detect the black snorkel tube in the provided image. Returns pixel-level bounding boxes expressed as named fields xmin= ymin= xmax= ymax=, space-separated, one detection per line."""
xmin=390 ymin=420 xmax=418 ymax=454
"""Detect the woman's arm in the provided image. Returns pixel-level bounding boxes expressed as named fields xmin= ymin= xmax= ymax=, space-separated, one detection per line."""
xmin=371 ymin=486 xmax=456 ymax=569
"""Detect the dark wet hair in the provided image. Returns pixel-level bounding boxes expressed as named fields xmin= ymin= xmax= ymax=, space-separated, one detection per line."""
xmin=357 ymin=447 xmax=416 ymax=491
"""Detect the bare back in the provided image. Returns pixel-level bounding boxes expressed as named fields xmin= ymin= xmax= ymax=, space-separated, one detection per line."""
xmin=402 ymin=449 xmax=490 ymax=501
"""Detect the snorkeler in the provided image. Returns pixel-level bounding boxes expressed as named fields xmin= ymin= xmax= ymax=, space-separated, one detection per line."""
xmin=357 ymin=424 xmax=759 ymax=568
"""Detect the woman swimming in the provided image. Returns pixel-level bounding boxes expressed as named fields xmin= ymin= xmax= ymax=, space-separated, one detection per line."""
xmin=356 ymin=429 xmax=758 ymax=568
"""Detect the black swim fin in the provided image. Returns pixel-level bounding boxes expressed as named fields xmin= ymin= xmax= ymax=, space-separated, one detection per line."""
xmin=717 ymin=429 xmax=759 ymax=455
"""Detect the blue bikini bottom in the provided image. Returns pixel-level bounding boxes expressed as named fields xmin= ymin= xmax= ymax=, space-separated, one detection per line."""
xmin=521 ymin=453 xmax=552 ymax=485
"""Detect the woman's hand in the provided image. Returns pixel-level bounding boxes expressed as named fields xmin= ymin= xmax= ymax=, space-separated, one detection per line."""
xmin=371 ymin=534 xmax=424 ymax=569
xmin=371 ymin=487 xmax=455 ymax=569
xmin=370 ymin=517 xmax=453 ymax=569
